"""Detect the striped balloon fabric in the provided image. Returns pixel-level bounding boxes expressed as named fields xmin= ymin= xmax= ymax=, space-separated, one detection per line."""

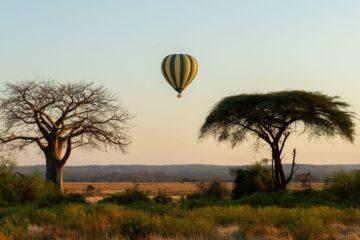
xmin=161 ymin=54 xmax=198 ymax=98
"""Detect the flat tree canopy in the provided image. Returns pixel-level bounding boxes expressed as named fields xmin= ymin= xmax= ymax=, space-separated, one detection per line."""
xmin=200 ymin=90 xmax=355 ymax=189
xmin=0 ymin=80 xmax=132 ymax=191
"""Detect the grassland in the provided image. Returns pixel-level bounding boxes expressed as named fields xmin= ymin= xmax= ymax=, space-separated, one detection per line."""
xmin=64 ymin=182 xmax=325 ymax=195
xmin=64 ymin=182 xmax=202 ymax=195
xmin=1 ymin=178 xmax=357 ymax=239
xmin=64 ymin=181 xmax=326 ymax=204
xmin=0 ymin=203 xmax=359 ymax=240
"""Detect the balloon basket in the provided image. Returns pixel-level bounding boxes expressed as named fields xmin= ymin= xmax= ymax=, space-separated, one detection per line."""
xmin=177 ymin=94 xmax=182 ymax=98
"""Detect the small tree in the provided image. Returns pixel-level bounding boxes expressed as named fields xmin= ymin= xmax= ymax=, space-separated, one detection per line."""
xmin=200 ymin=91 xmax=355 ymax=190
xmin=231 ymin=162 xmax=274 ymax=199
xmin=0 ymin=80 xmax=132 ymax=192
xmin=325 ymin=170 xmax=360 ymax=198
xmin=197 ymin=178 xmax=230 ymax=199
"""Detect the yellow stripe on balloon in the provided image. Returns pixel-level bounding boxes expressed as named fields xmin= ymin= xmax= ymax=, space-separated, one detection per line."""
xmin=161 ymin=56 xmax=175 ymax=89
xmin=174 ymin=55 xmax=182 ymax=89
xmin=184 ymin=55 xmax=198 ymax=88
xmin=164 ymin=56 xmax=176 ymax=89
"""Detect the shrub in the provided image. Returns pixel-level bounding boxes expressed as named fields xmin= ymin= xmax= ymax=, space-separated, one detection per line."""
xmin=126 ymin=201 xmax=176 ymax=215
xmin=0 ymin=157 xmax=56 ymax=206
xmin=119 ymin=212 xmax=158 ymax=239
xmin=235 ymin=192 xmax=274 ymax=207
xmin=200 ymin=179 xmax=230 ymax=199
xmin=154 ymin=191 xmax=172 ymax=205
xmin=0 ymin=215 xmax=30 ymax=239
xmin=231 ymin=162 xmax=274 ymax=199
xmin=100 ymin=188 xmax=150 ymax=205
xmin=0 ymin=159 xmax=17 ymax=205
xmin=325 ymin=170 xmax=360 ymax=200
xmin=342 ymin=193 xmax=360 ymax=208
xmin=13 ymin=173 xmax=55 ymax=203
xmin=159 ymin=215 xmax=214 ymax=237
xmin=180 ymin=197 xmax=233 ymax=210
xmin=188 ymin=179 xmax=230 ymax=201
xmin=37 ymin=193 xmax=86 ymax=208
xmin=181 ymin=198 xmax=218 ymax=210
xmin=287 ymin=215 xmax=329 ymax=240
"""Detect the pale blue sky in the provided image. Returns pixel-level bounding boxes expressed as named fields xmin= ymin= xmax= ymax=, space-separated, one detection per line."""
xmin=1 ymin=1 xmax=359 ymax=165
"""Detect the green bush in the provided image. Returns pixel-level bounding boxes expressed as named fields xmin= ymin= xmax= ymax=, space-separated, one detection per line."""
xmin=100 ymin=188 xmax=150 ymax=205
xmin=231 ymin=162 xmax=274 ymax=199
xmin=0 ymin=215 xmax=30 ymax=239
xmin=325 ymin=170 xmax=360 ymax=201
xmin=37 ymin=193 xmax=86 ymax=208
xmin=0 ymin=158 xmax=56 ymax=206
xmin=342 ymin=192 xmax=360 ymax=208
xmin=235 ymin=192 xmax=274 ymax=207
xmin=0 ymin=159 xmax=17 ymax=205
xmin=181 ymin=198 xmax=217 ymax=209
xmin=200 ymin=179 xmax=230 ymax=199
xmin=187 ymin=179 xmax=230 ymax=201
xmin=181 ymin=197 xmax=232 ymax=210
xmin=288 ymin=215 xmax=329 ymax=240
xmin=13 ymin=174 xmax=55 ymax=203
xmin=125 ymin=201 xmax=176 ymax=215
xmin=119 ymin=212 xmax=158 ymax=239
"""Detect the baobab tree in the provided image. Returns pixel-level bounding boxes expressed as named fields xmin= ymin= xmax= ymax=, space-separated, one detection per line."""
xmin=0 ymin=80 xmax=132 ymax=192
xmin=200 ymin=91 xmax=355 ymax=190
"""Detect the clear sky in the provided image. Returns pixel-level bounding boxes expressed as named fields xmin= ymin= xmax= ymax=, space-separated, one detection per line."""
xmin=1 ymin=1 xmax=359 ymax=166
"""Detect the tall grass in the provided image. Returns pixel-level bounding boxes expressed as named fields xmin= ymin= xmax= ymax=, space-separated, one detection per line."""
xmin=0 ymin=203 xmax=358 ymax=239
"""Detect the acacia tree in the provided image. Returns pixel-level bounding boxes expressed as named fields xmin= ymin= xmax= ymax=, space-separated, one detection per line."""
xmin=200 ymin=91 xmax=355 ymax=190
xmin=0 ymin=80 xmax=132 ymax=192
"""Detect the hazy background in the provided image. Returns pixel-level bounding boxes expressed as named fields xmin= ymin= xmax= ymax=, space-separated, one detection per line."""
xmin=0 ymin=1 xmax=359 ymax=166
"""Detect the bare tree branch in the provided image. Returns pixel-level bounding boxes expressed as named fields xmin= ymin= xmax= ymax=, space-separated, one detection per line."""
xmin=0 ymin=80 xmax=133 ymax=191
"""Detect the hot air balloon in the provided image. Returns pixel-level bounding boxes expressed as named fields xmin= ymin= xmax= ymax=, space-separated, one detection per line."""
xmin=161 ymin=54 xmax=198 ymax=98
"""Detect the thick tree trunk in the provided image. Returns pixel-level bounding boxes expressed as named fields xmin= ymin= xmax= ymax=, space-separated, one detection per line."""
xmin=45 ymin=149 xmax=64 ymax=192
xmin=272 ymin=151 xmax=287 ymax=190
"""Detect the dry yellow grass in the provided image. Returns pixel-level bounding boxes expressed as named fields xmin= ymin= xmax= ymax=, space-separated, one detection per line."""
xmin=287 ymin=182 xmax=326 ymax=191
xmin=64 ymin=181 xmax=202 ymax=195
xmin=64 ymin=181 xmax=325 ymax=196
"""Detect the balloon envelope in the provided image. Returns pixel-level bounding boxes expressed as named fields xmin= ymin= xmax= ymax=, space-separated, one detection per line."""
xmin=161 ymin=54 xmax=198 ymax=97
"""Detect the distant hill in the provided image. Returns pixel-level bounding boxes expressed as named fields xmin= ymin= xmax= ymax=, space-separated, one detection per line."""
xmin=15 ymin=164 xmax=360 ymax=182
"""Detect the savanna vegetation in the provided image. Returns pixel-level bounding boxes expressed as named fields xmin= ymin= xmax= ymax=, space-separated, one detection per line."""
xmin=200 ymin=91 xmax=355 ymax=189
xmin=0 ymin=82 xmax=358 ymax=239
xmin=0 ymin=157 xmax=359 ymax=239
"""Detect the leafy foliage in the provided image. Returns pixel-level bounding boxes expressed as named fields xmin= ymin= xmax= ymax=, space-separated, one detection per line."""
xmin=37 ymin=193 xmax=87 ymax=208
xmin=200 ymin=91 xmax=355 ymax=144
xmin=119 ymin=212 xmax=157 ymax=239
xmin=199 ymin=179 xmax=230 ymax=199
xmin=187 ymin=179 xmax=230 ymax=200
xmin=231 ymin=162 xmax=274 ymax=199
xmin=0 ymin=158 xmax=55 ymax=206
xmin=325 ymin=170 xmax=360 ymax=202
xmin=99 ymin=188 xmax=150 ymax=205
xmin=200 ymin=91 xmax=356 ymax=189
